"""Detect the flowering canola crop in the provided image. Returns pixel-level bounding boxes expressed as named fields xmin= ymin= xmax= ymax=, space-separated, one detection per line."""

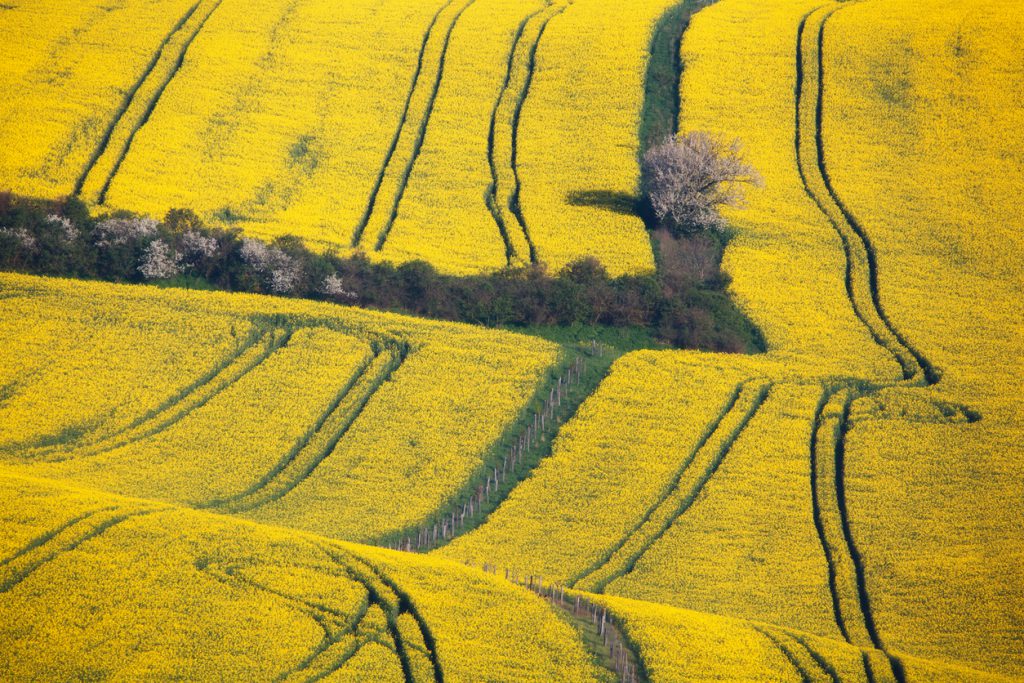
xmin=0 ymin=471 xmax=604 ymax=681
xmin=444 ymin=1 xmax=1024 ymax=679
xmin=0 ymin=0 xmax=662 ymax=276
xmin=0 ymin=273 xmax=558 ymax=545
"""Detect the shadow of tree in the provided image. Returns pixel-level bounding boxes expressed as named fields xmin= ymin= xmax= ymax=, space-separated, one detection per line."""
xmin=566 ymin=190 xmax=640 ymax=216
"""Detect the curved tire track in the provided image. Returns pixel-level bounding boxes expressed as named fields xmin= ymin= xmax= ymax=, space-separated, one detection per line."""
xmin=484 ymin=4 xmax=549 ymax=264
xmin=321 ymin=546 xmax=444 ymax=683
xmin=754 ymin=626 xmax=814 ymax=683
xmin=350 ymin=0 xmax=454 ymax=247
xmin=198 ymin=557 xmax=377 ymax=682
xmin=204 ymin=343 xmax=407 ymax=514
xmin=485 ymin=2 xmax=569 ymax=266
xmin=85 ymin=0 xmax=226 ymax=204
xmin=796 ymin=8 xmax=960 ymax=681
xmin=0 ymin=506 xmax=156 ymax=593
xmin=572 ymin=381 xmax=772 ymax=592
xmin=795 ymin=6 xmax=935 ymax=387
xmin=25 ymin=326 xmax=291 ymax=464
xmin=351 ymin=0 xmax=477 ymax=252
xmin=72 ymin=0 xmax=204 ymax=197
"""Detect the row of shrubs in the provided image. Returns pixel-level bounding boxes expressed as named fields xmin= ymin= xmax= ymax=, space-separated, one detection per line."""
xmin=0 ymin=193 xmax=763 ymax=352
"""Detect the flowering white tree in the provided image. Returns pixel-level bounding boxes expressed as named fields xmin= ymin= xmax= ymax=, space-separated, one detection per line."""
xmin=180 ymin=230 xmax=218 ymax=260
xmin=240 ymin=238 xmax=301 ymax=294
xmin=139 ymin=239 xmax=181 ymax=280
xmin=45 ymin=214 xmax=78 ymax=242
xmin=320 ymin=273 xmax=358 ymax=301
xmin=641 ymin=132 xmax=762 ymax=235
xmin=94 ymin=217 xmax=158 ymax=247
xmin=0 ymin=226 xmax=37 ymax=252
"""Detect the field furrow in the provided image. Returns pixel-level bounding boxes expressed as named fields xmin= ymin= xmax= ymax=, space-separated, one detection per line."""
xmin=197 ymin=556 xmax=377 ymax=682
xmin=0 ymin=506 xmax=154 ymax=593
xmin=24 ymin=324 xmax=284 ymax=463
xmin=208 ymin=344 xmax=405 ymax=514
xmin=485 ymin=2 xmax=571 ymax=266
xmin=795 ymin=5 xmax=933 ymax=387
xmin=321 ymin=547 xmax=443 ymax=683
xmin=357 ymin=0 xmax=477 ymax=252
xmin=483 ymin=5 xmax=551 ymax=265
xmin=74 ymin=0 xmax=222 ymax=202
xmin=572 ymin=380 xmax=771 ymax=592
xmin=753 ymin=626 xmax=818 ymax=683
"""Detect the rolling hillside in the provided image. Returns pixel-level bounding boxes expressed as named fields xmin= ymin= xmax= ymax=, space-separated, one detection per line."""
xmin=0 ymin=0 xmax=1021 ymax=681
xmin=0 ymin=0 xmax=659 ymax=276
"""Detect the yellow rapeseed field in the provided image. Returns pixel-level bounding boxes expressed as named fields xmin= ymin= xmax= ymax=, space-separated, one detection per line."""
xmin=592 ymin=592 xmax=1014 ymax=683
xmin=0 ymin=0 xmax=200 ymax=198
xmin=1 ymin=0 xmax=1021 ymax=678
xmin=0 ymin=471 xmax=606 ymax=681
xmin=369 ymin=0 xmax=547 ymax=274
xmin=816 ymin=0 xmax=1024 ymax=674
xmin=0 ymin=273 xmax=559 ymax=545
xmin=102 ymin=0 xmax=445 ymax=248
xmin=0 ymin=0 xmax=665 ymax=276
xmin=444 ymin=0 xmax=1023 ymax=679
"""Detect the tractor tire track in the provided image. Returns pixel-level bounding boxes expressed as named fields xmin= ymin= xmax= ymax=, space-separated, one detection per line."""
xmin=0 ymin=507 xmax=117 ymax=569
xmin=322 ymin=546 xmax=444 ymax=683
xmin=753 ymin=627 xmax=814 ymax=683
xmin=833 ymin=398 xmax=906 ymax=683
xmin=789 ymin=633 xmax=842 ymax=683
xmin=756 ymin=626 xmax=848 ymax=683
xmin=567 ymin=380 xmax=748 ymax=586
xmin=485 ymin=2 xmax=568 ymax=265
xmin=809 ymin=386 xmax=859 ymax=645
xmin=6 ymin=324 xmax=269 ymax=458
xmin=31 ymin=326 xmax=292 ymax=464
xmin=92 ymin=0 xmax=227 ymax=204
xmin=808 ymin=384 xmax=904 ymax=683
xmin=484 ymin=4 xmax=549 ymax=264
xmin=812 ymin=9 xmax=940 ymax=387
xmin=572 ymin=381 xmax=772 ymax=592
xmin=795 ymin=6 xmax=935 ymax=386
xmin=351 ymin=0 xmax=455 ymax=247
xmin=72 ymin=0 xmax=204 ymax=197
xmin=371 ymin=0 xmax=477 ymax=252
xmin=204 ymin=343 xmax=407 ymax=513
xmin=198 ymin=557 xmax=375 ymax=682
xmin=300 ymin=638 xmax=373 ymax=683
xmin=351 ymin=0 xmax=477 ymax=252
xmin=506 ymin=3 xmax=569 ymax=264
xmin=0 ymin=506 xmax=156 ymax=593
xmin=796 ymin=9 xmax=929 ymax=682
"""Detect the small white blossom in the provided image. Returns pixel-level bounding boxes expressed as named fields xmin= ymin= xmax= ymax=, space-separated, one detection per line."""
xmin=268 ymin=266 xmax=300 ymax=294
xmin=320 ymin=273 xmax=357 ymax=301
xmin=94 ymin=216 xmax=158 ymax=247
xmin=46 ymin=214 xmax=78 ymax=241
xmin=180 ymin=230 xmax=218 ymax=260
xmin=139 ymin=239 xmax=182 ymax=280
xmin=240 ymin=238 xmax=301 ymax=294
xmin=0 ymin=226 xmax=37 ymax=251
xmin=239 ymin=238 xmax=271 ymax=270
